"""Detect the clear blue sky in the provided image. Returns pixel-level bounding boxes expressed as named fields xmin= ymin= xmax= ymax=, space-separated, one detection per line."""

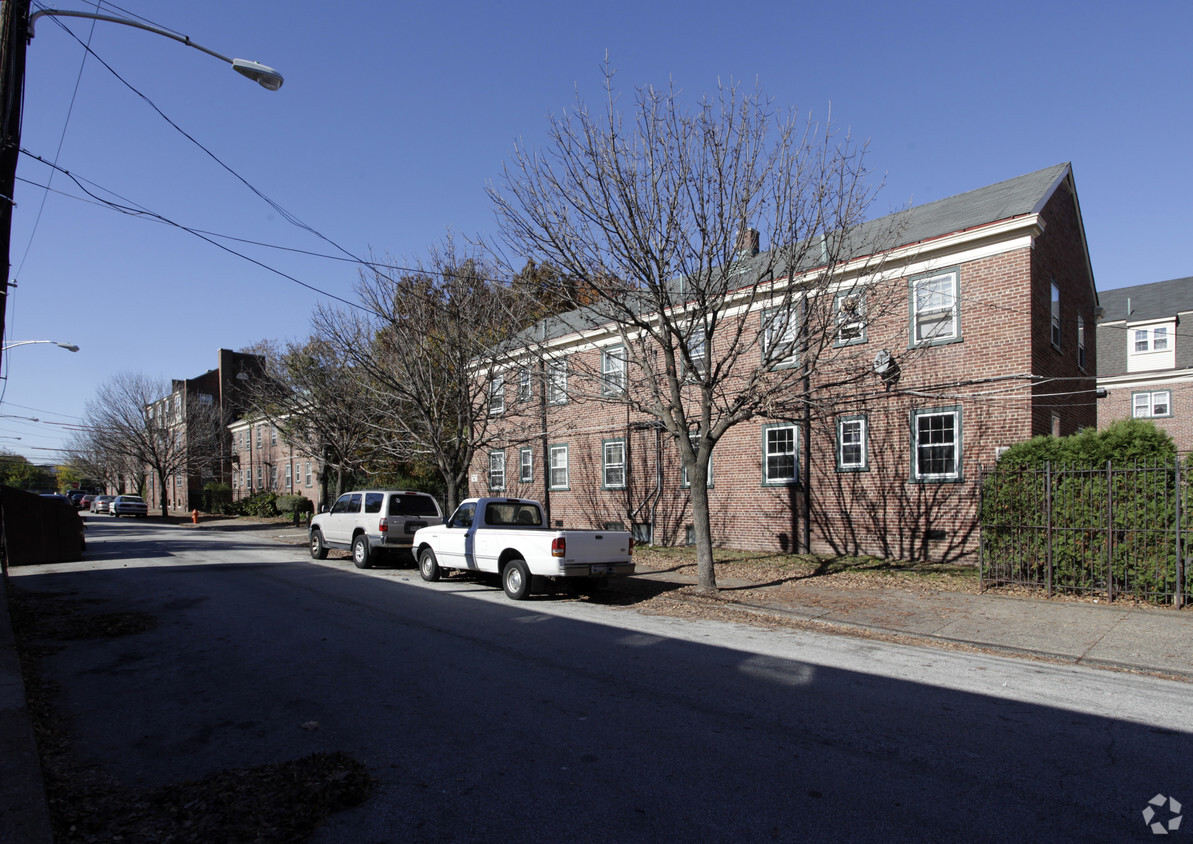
xmin=3 ymin=0 xmax=1190 ymax=464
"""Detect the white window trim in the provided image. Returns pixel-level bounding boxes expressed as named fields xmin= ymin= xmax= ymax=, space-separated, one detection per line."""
xmin=762 ymin=424 xmax=799 ymax=485
xmin=519 ymin=447 xmax=533 ymax=483
xmin=834 ymin=291 xmax=867 ymax=347
xmin=603 ymin=439 xmax=626 ymax=489
xmin=549 ymin=444 xmax=569 ymax=489
xmin=1132 ymin=390 xmax=1171 ymax=418
xmin=488 ymin=451 xmax=506 ymax=491
xmin=489 ymin=376 xmax=505 ymax=415
xmin=602 ymin=346 xmax=626 ymax=395
xmin=762 ymin=305 xmax=800 ymax=367
xmin=837 ymin=415 xmax=868 ymax=471
xmin=547 ymin=360 xmax=568 ymax=405
xmin=910 ymin=269 xmax=960 ymax=345
xmin=912 ymin=407 xmax=962 ymax=482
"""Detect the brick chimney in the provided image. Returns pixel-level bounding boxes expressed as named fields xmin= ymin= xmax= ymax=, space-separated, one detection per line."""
xmin=736 ymin=227 xmax=760 ymax=257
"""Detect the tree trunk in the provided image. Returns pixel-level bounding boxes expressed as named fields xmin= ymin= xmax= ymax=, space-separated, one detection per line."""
xmin=688 ymin=461 xmax=717 ymax=590
xmin=156 ymin=469 xmax=168 ymax=518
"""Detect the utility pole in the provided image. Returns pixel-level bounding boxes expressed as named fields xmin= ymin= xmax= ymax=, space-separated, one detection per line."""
xmin=0 ymin=0 xmax=31 ymax=367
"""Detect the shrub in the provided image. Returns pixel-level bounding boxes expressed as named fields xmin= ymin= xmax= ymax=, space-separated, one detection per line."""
xmin=232 ymin=491 xmax=279 ymax=518
xmin=275 ymin=494 xmax=305 ymax=516
xmin=203 ymin=482 xmax=233 ymax=515
xmin=985 ymin=419 xmax=1188 ymax=601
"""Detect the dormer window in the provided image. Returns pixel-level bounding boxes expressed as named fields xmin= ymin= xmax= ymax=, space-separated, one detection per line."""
xmin=1127 ymin=321 xmax=1176 ymax=373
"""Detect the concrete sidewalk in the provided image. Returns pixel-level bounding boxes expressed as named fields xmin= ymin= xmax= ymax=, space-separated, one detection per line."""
xmin=627 ymin=570 xmax=1193 ymax=680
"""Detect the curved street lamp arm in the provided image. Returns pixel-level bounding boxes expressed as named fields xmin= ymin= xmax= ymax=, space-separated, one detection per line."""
xmin=27 ymin=9 xmax=283 ymax=90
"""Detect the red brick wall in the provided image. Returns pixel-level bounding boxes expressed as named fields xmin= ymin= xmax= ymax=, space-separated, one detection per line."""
xmin=474 ymin=197 xmax=1097 ymax=562
xmin=1098 ymin=380 xmax=1193 ymax=450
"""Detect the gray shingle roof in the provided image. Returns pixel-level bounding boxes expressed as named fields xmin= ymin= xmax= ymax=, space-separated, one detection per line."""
xmin=884 ymin=162 xmax=1071 ymax=250
xmin=523 ymin=163 xmax=1075 ymax=344
xmin=1095 ymin=277 xmax=1193 ymax=323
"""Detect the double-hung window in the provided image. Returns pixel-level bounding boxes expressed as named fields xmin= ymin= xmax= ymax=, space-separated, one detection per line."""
xmin=549 ymin=445 xmax=569 ymax=489
xmin=547 ymin=360 xmax=568 ymax=405
xmin=686 ymin=330 xmax=707 ymax=378
xmin=911 ymin=269 xmax=960 ymax=344
xmin=602 ymin=346 xmax=626 ymax=394
xmin=762 ymin=305 xmax=799 ymax=367
xmin=519 ymin=447 xmax=533 ymax=483
xmin=1133 ymin=391 xmax=1171 ymax=418
xmin=837 ymin=415 xmax=868 ymax=471
xmin=912 ymin=407 xmax=962 ymax=482
xmin=517 ymin=367 xmax=532 ymax=402
xmin=762 ymin=424 xmax=798 ymax=485
xmin=489 ymin=376 xmax=505 ymax=415
xmin=603 ymin=439 xmax=626 ymax=489
xmin=834 ymin=291 xmax=866 ymax=346
xmin=488 ymin=451 xmax=506 ymax=491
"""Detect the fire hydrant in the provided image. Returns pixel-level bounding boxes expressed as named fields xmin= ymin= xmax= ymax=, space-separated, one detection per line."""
xmin=191 ymin=509 xmax=199 ymax=525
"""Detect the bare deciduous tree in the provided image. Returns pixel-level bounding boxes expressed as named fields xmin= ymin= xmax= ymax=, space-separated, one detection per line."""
xmin=316 ymin=239 xmax=534 ymax=514
xmin=82 ymin=371 xmax=223 ymax=516
xmin=241 ymin=337 xmax=379 ymax=504
xmin=488 ymin=69 xmax=906 ymax=590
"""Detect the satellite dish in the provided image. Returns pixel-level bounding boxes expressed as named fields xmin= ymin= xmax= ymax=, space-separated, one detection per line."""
xmin=873 ymin=349 xmax=900 ymax=390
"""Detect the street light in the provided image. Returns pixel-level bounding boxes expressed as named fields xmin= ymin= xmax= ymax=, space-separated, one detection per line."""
xmin=27 ymin=10 xmax=285 ymax=90
xmin=2 ymin=339 xmax=78 ymax=352
xmin=0 ymin=4 xmax=283 ymax=369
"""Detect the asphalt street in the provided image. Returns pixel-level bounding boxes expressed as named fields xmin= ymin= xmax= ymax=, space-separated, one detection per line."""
xmin=10 ymin=517 xmax=1193 ymax=842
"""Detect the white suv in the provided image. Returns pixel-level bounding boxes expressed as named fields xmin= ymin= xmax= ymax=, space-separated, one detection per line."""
xmin=309 ymin=490 xmax=443 ymax=568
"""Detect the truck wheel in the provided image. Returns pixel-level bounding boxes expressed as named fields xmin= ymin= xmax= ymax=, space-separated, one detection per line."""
xmin=352 ymin=535 xmax=372 ymax=569
xmin=309 ymin=529 xmax=328 ymax=560
xmin=419 ymin=548 xmax=441 ymax=582
xmin=502 ymin=558 xmax=532 ymax=600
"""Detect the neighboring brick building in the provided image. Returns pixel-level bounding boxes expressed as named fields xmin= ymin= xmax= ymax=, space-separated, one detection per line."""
xmin=228 ymin=413 xmax=322 ymax=509
xmin=476 ymin=164 xmax=1098 ymax=562
xmin=143 ymin=349 xmax=264 ymax=511
xmin=1096 ymin=277 xmax=1193 ymax=450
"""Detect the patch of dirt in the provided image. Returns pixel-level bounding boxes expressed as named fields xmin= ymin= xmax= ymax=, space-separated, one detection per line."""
xmin=8 ymin=586 xmax=372 ymax=844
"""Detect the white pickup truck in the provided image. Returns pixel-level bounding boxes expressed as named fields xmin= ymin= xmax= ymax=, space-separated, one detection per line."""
xmin=412 ymin=497 xmax=635 ymax=599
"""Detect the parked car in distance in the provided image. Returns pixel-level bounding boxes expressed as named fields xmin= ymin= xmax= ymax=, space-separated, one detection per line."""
xmin=67 ymin=491 xmax=87 ymax=508
xmin=110 ymin=494 xmax=148 ymax=517
xmin=309 ymin=490 xmax=443 ymax=569
xmin=79 ymin=494 xmax=95 ymax=510
xmin=89 ymin=495 xmax=115 ymax=514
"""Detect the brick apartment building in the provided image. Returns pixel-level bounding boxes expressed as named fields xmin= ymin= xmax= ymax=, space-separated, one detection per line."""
xmin=1096 ymin=276 xmax=1193 ymax=450
xmin=475 ymin=163 xmax=1099 ymax=562
xmin=143 ymin=349 xmax=263 ymax=511
xmin=228 ymin=413 xmax=321 ymax=509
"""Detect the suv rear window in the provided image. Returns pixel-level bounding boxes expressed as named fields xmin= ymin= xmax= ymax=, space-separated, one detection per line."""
xmin=387 ymin=494 xmax=440 ymax=517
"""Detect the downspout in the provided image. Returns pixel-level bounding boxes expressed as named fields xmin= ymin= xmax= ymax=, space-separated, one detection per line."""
xmin=538 ymin=352 xmax=551 ymax=526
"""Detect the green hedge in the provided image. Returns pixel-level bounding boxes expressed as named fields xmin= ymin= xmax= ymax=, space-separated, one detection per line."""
xmin=983 ymin=419 xmax=1189 ymax=601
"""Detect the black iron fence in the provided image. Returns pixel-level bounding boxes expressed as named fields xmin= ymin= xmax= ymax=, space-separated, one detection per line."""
xmin=979 ymin=460 xmax=1191 ymax=607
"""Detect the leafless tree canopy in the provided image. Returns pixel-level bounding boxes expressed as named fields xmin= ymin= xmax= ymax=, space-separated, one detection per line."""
xmin=241 ymin=337 xmax=378 ymax=502
xmin=488 ymin=69 xmax=905 ymax=588
xmin=78 ymin=371 xmax=223 ymax=516
xmin=315 ymin=238 xmax=535 ymax=513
